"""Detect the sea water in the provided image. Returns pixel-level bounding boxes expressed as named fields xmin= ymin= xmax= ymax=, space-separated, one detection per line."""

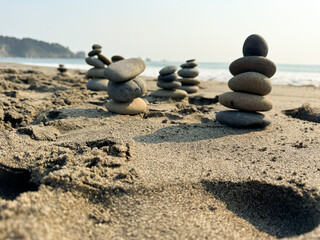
xmin=1 ymin=57 xmax=320 ymax=87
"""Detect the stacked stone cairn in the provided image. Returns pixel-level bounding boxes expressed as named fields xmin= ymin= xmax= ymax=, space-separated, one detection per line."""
xmin=85 ymin=44 xmax=112 ymax=91
xmin=178 ymin=59 xmax=200 ymax=93
xmin=151 ymin=65 xmax=188 ymax=99
xmin=111 ymin=55 xmax=125 ymax=63
xmin=105 ymin=58 xmax=147 ymax=115
xmin=57 ymin=64 xmax=68 ymax=76
xmin=216 ymin=34 xmax=276 ymax=128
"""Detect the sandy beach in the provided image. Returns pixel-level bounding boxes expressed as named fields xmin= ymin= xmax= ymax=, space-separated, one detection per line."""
xmin=0 ymin=62 xmax=319 ymax=239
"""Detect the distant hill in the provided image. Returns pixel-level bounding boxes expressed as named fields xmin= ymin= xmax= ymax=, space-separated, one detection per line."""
xmin=0 ymin=36 xmax=85 ymax=58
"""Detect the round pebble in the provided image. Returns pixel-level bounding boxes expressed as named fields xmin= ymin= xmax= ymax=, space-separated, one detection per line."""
xmin=98 ymin=54 xmax=112 ymax=66
xmin=179 ymin=78 xmax=201 ymax=85
xmin=158 ymin=73 xmax=178 ymax=82
xmin=219 ymin=92 xmax=273 ymax=112
xmin=151 ymin=89 xmax=188 ymax=99
xmin=181 ymin=62 xmax=198 ymax=68
xmin=107 ymin=77 xmax=147 ymax=102
xmin=104 ymin=58 xmax=146 ymax=82
xmin=216 ymin=110 xmax=271 ymax=128
xmin=157 ymin=80 xmax=181 ymax=90
xmin=85 ymin=57 xmax=105 ymax=68
xmin=228 ymin=72 xmax=272 ymax=96
xmin=178 ymin=68 xmax=199 ymax=78
xmin=88 ymin=49 xmax=102 ymax=57
xmin=92 ymin=44 xmax=102 ymax=50
xmin=159 ymin=65 xmax=178 ymax=76
xmin=243 ymin=34 xmax=268 ymax=57
xmin=106 ymin=98 xmax=146 ymax=115
xmin=180 ymin=85 xmax=199 ymax=93
xmin=229 ymin=56 xmax=276 ymax=78
xmin=87 ymin=78 xmax=109 ymax=91
xmin=87 ymin=68 xmax=105 ymax=78
xmin=111 ymin=55 xmax=125 ymax=63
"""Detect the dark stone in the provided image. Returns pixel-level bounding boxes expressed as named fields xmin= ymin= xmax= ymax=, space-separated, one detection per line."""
xmin=243 ymin=34 xmax=268 ymax=57
xmin=158 ymin=73 xmax=178 ymax=82
xmin=181 ymin=62 xmax=198 ymax=68
xmin=186 ymin=59 xmax=196 ymax=62
xmin=88 ymin=49 xmax=102 ymax=57
xmin=98 ymin=54 xmax=112 ymax=66
xmin=157 ymin=80 xmax=181 ymax=90
xmin=92 ymin=44 xmax=102 ymax=50
xmin=178 ymin=68 xmax=199 ymax=78
xmin=111 ymin=55 xmax=125 ymax=63
xmin=159 ymin=65 xmax=178 ymax=76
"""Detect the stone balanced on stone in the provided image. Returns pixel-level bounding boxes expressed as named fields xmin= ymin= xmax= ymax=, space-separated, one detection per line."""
xmin=216 ymin=34 xmax=276 ymax=128
xmin=57 ymin=64 xmax=68 ymax=76
xmin=105 ymin=58 xmax=147 ymax=115
xmin=150 ymin=65 xmax=188 ymax=99
xmin=111 ymin=55 xmax=125 ymax=63
xmin=178 ymin=59 xmax=201 ymax=93
xmin=85 ymin=44 xmax=112 ymax=91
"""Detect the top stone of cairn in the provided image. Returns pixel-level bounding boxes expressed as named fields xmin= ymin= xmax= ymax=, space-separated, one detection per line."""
xmin=242 ymin=34 xmax=268 ymax=57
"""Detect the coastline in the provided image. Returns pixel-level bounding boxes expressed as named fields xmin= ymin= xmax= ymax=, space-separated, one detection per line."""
xmin=0 ymin=62 xmax=320 ymax=239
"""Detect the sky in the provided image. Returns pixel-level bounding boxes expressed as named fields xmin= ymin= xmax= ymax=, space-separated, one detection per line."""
xmin=0 ymin=0 xmax=320 ymax=65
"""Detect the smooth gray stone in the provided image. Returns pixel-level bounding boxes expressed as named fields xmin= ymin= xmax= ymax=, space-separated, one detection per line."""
xmin=229 ymin=56 xmax=276 ymax=78
xmin=179 ymin=78 xmax=201 ymax=85
xmin=158 ymin=73 xmax=178 ymax=82
xmin=111 ymin=55 xmax=125 ymax=63
xmin=88 ymin=49 xmax=102 ymax=57
xmin=107 ymin=77 xmax=147 ymax=102
xmin=180 ymin=85 xmax=199 ymax=93
xmin=87 ymin=68 xmax=105 ymax=78
xmin=104 ymin=58 xmax=146 ymax=82
xmin=92 ymin=44 xmax=102 ymax=50
xmin=159 ymin=65 xmax=178 ymax=76
xmin=85 ymin=57 xmax=105 ymax=68
xmin=216 ymin=110 xmax=271 ymax=128
xmin=243 ymin=34 xmax=268 ymax=57
xmin=178 ymin=68 xmax=199 ymax=78
xmin=157 ymin=80 xmax=181 ymax=90
xmin=150 ymin=89 xmax=188 ymax=99
xmin=87 ymin=78 xmax=108 ymax=91
xmin=181 ymin=62 xmax=198 ymax=68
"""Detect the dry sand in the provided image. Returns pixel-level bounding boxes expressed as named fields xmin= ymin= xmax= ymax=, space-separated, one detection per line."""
xmin=0 ymin=62 xmax=319 ymax=239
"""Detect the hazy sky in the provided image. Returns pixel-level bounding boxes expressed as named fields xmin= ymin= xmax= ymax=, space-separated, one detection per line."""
xmin=1 ymin=0 xmax=320 ymax=64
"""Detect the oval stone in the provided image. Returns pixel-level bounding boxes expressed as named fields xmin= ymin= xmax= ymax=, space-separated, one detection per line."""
xmin=243 ymin=34 xmax=268 ymax=57
xmin=92 ymin=44 xmax=102 ymax=50
xmin=216 ymin=110 xmax=271 ymax=128
xmin=219 ymin=92 xmax=273 ymax=112
xmin=88 ymin=49 xmax=102 ymax=57
xmin=107 ymin=77 xmax=147 ymax=102
xmin=186 ymin=59 xmax=196 ymax=62
xmin=111 ymin=55 xmax=125 ymax=63
xmin=157 ymin=80 xmax=181 ymax=90
xmin=150 ymin=89 xmax=188 ymax=99
xmin=87 ymin=78 xmax=109 ymax=91
xmin=179 ymin=78 xmax=201 ymax=85
xmin=181 ymin=62 xmax=198 ymax=68
xmin=98 ymin=54 xmax=112 ymax=66
xmin=158 ymin=73 xmax=178 ymax=82
xmin=178 ymin=68 xmax=199 ymax=78
xmin=106 ymin=98 xmax=146 ymax=115
xmin=159 ymin=65 xmax=178 ymax=76
xmin=104 ymin=58 xmax=146 ymax=82
xmin=229 ymin=56 xmax=276 ymax=78
xmin=228 ymin=72 xmax=272 ymax=96
xmin=180 ymin=85 xmax=199 ymax=93
xmin=87 ymin=68 xmax=105 ymax=78
xmin=85 ymin=57 xmax=105 ymax=68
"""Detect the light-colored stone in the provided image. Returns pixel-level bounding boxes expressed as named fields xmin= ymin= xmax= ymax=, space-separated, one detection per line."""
xmin=150 ymin=89 xmax=188 ymax=99
xmin=229 ymin=56 xmax=276 ymax=78
xmin=157 ymin=80 xmax=181 ymax=90
xmin=159 ymin=65 xmax=178 ymax=76
xmin=104 ymin=58 xmax=146 ymax=82
xmin=219 ymin=92 xmax=273 ymax=112
xmin=107 ymin=77 xmax=147 ymax=102
xmin=87 ymin=78 xmax=109 ymax=91
xmin=85 ymin=57 xmax=105 ymax=68
xmin=179 ymin=78 xmax=201 ymax=85
xmin=106 ymin=98 xmax=147 ymax=115
xmin=158 ymin=73 xmax=178 ymax=82
xmin=180 ymin=85 xmax=199 ymax=93
xmin=178 ymin=68 xmax=199 ymax=78
xmin=228 ymin=72 xmax=272 ymax=96
xmin=87 ymin=68 xmax=105 ymax=78
xmin=216 ymin=110 xmax=271 ymax=128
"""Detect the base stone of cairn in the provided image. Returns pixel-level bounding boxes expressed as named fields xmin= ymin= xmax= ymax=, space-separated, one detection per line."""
xmin=178 ymin=59 xmax=201 ymax=93
xmin=151 ymin=65 xmax=188 ymax=99
xmin=85 ymin=44 xmax=112 ymax=91
xmin=217 ymin=34 xmax=276 ymax=128
xmin=105 ymin=58 xmax=147 ymax=115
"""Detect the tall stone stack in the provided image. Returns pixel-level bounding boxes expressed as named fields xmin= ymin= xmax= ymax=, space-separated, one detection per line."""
xmin=216 ymin=34 xmax=276 ymax=128
xmin=150 ymin=65 xmax=188 ymax=99
xmin=57 ymin=64 xmax=68 ymax=76
xmin=178 ymin=59 xmax=200 ymax=93
xmin=105 ymin=58 xmax=147 ymax=115
xmin=85 ymin=44 xmax=112 ymax=91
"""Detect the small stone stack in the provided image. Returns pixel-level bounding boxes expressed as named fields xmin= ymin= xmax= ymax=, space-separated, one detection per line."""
xmin=178 ymin=59 xmax=200 ymax=93
xmin=216 ymin=34 xmax=276 ymax=128
xmin=105 ymin=58 xmax=147 ymax=115
xmin=85 ymin=44 xmax=112 ymax=91
xmin=57 ymin=64 xmax=68 ymax=76
xmin=111 ymin=55 xmax=125 ymax=63
xmin=151 ymin=65 xmax=188 ymax=99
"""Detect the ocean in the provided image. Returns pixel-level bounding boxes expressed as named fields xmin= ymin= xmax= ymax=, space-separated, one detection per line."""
xmin=1 ymin=57 xmax=320 ymax=87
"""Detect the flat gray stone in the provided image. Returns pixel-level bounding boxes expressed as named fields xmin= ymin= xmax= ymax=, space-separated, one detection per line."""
xmin=106 ymin=98 xmax=146 ymax=115
xmin=87 ymin=78 xmax=109 ymax=91
xmin=159 ymin=65 xmax=178 ymax=75
xmin=104 ymin=58 xmax=146 ymax=82
xmin=216 ymin=110 xmax=271 ymax=128
xmin=88 ymin=49 xmax=102 ymax=57
xmin=107 ymin=77 xmax=147 ymax=102
xmin=157 ymin=80 xmax=181 ymax=90
xmin=229 ymin=56 xmax=276 ymax=78
xmin=179 ymin=78 xmax=201 ymax=85
xmin=150 ymin=89 xmax=188 ymax=99
xmin=180 ymin=85 xmax=199 ymax=93
xmin=219 ymin=92 xmax=273 ymax=112
xmin=158 ymin=73 xmax=178 ymax=82
xmin=181 ymin=62 xmax=198 ymax=68
xmin=243 ymin=34 xmax=268 ymax=57
xmin=178 ymin=68 xmax=199 ymax=78
xmin=85 ymin=57 xmax=105 ymax=68
xmin=87 ymin=68 xmax=105 ymax=78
